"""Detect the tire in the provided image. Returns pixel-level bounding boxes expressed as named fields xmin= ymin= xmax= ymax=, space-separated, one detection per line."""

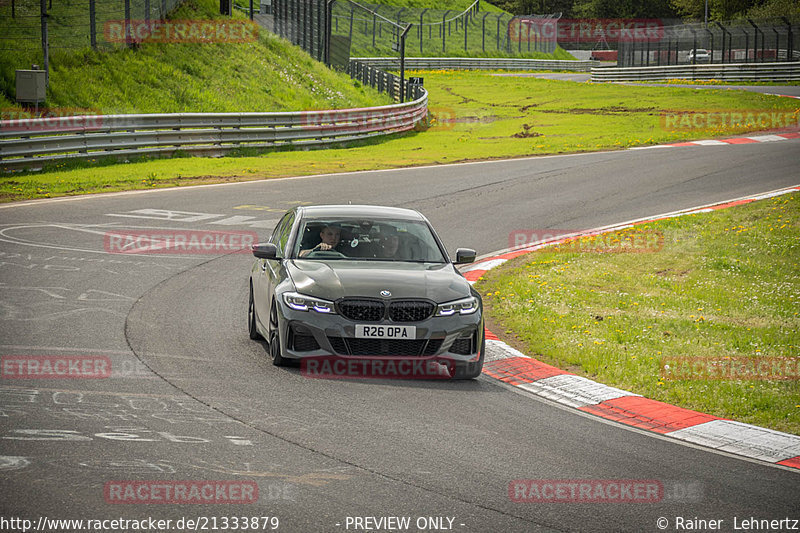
xmin=248 ymin=283 xmax=262 ymax=340
xmin=268 ymin=299 xmax=287 ymax=367
xmin=451 ymin=337 xmax=485 ymax=380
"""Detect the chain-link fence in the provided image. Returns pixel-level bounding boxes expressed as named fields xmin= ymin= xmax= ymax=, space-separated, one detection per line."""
xmin=271 ymin=0 xmax=327 ymax=62
xmin=618 ymin=19 xmax=798 ymax=67
xmin=330 ymin=1 xmax=558 ymax=57
xmin=1 ymin=0 xmax=183 ymax=57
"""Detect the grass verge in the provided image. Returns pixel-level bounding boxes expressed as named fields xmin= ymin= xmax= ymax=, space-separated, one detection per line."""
xmin=2 ymin=71 xmax=798 ymax=201
xmin=475 ymin=194 xmax=800 ymax=435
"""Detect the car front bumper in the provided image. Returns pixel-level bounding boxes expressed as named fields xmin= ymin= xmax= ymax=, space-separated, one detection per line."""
xmin=275 ymin=301 xmax=484 ymax=364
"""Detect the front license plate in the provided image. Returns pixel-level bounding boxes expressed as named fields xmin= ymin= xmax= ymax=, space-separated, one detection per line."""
xmin=355 ymin=324 xmax=416 ymax=339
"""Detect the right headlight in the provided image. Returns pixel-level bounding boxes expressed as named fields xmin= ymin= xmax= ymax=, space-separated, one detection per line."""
xmin=435 ymin=296 xmax=479 ymax=317
xmin=283 ymin=292 xmax=336 ymax=314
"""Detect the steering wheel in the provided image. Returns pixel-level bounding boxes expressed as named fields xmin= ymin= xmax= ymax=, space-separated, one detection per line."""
xmin=306 ymin=250 xmax=347 ymax=258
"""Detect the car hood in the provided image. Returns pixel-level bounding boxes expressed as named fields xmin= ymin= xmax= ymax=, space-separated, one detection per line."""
xmin=287 ymin=260 xmax=472 ymax=303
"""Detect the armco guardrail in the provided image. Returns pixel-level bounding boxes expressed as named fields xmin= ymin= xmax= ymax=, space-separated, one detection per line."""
xmin=591 ymin=62 xmax=800 ymax=82
xmin=0 ymin=93 xmax=427 ymax=170
xmin=354 ymin=57 xmax=598 ymax=71
xmin=348 ymin=60 xmax=405 ymax=102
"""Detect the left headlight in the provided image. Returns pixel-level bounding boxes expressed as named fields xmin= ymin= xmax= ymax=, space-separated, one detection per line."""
xmin=283 ymin=292 xmax=337 ymax=314
xmin=435 ymin=296 xmax=479 ymax=317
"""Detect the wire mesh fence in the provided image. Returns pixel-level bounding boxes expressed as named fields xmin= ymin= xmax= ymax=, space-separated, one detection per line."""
xmin=329 ymin=1 xmax=558 ymax=57
xmin=271 ymin=0 xmax=327 ymax=62
xmin=0 ymin=0 xmax=184 ymax=56
xmin=271 ymin=0 xmax=560 ymax=61
xmin=617 ymin=19 xmax=798 ymax=67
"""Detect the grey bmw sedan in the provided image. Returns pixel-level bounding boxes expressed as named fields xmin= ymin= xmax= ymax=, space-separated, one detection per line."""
xmin=248 ymin=205 xmax=485 ymax=379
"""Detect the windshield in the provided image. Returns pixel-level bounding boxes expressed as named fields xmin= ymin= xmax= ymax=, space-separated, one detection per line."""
xmin=292 ymin=218 xmax=448 ymax=263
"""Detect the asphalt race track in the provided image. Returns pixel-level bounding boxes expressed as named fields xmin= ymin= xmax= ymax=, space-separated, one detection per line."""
xmin=1 ymin=140 xmax=799 ymax=532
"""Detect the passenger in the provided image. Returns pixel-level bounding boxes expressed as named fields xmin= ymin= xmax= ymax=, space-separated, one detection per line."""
xmin=300 ymin=224 xmax=342 ymax=257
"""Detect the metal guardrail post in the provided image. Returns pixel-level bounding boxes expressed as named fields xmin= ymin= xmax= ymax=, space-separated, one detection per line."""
xmin=400 ymin=24 xmax=410 ymax=103
xmin=674 ymin=39 xmax=678 ymax=66
xmin=772 ymin=27 xmax=779 ymax=62
xmin=782 ymin=17 xmax=793 ymax=62
xmin=705 ymin=28 xmax=714 ymax=63
xmin=715 ymin=22 xmax=728 ymax=64
xmin=89 ymin=0 xmax=96 ymax=49
xmin=482 ymin=12 xmax=488 ymax=53
xmin=464 ymin=10 xmax=468 ymax=52
xmin=40 ymin=0 xmax=49 ymax=85
xmin=348 ymin=4 xmax=354 ymax=42
xmin=743 ymin=27 xmax=749 ymax=63
xmin=420 ymin=8 xmax=427 ymax=55
xmin=748 ymin=19 xmax=760 ymax=62
xmin=325 ymin=0 xmax=333 ymax=66
xmin=496 ymin=14 xmax=502 ymax=51
xmin=124 ymin=0 xmax=132 ymax=47
xmin=396 ymin=7 xmax=405 ymax=41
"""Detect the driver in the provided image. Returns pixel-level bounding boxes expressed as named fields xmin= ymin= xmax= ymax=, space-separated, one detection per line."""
xmin=300 ymin=224 xmax=342 ymax=257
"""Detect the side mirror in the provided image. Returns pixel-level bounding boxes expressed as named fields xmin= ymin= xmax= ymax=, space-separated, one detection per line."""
xmin=454 ymin=248 xmax=476 ymax=265
xmin=252 ymin=243 xmax=279 ymax=260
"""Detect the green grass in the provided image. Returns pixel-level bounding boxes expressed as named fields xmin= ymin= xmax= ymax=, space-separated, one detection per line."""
xmin=476 ymin=195 xmax=800 ymax=435
xmin=1 ymin=0 xmax=391 ymax=113
xmin=2 ymin=71 xmax=798 ymax=201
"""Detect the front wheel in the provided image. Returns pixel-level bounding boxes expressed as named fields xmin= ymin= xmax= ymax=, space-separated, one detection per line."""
xmin=248 ymin=283 xmax=262 ymax=340
xmin=268 ymin=300 xmax=287 ymax=367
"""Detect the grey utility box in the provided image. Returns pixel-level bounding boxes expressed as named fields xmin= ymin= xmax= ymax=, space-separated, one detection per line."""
xmin=16 ymin=69 xmax=47 ymax=104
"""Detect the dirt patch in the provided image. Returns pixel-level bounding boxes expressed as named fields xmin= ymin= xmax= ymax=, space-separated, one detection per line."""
xmin=519 ymin=99 xmax=556 ymax=112
xmin=655 ymin=268 xmax=690 ymax=277
xmin=441 ymin=87 xmax=477 ymax=105
xmin=540 ymin=106 xmax=657 ymax=115
xmin=512 ymin=124 xmax=542 ymax=138
xmin=439 ymin=115 xmax=500 ymax=124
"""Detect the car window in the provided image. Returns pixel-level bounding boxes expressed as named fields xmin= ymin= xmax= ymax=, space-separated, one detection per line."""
xmin=293 ymin=217 xmax=446 ymax=263
xmin=269 ymin=214 xmax=290 ymax=245
xmin=277 ymin=213 xmax=295 ymax=256
xmin=267 ymin=212 xmax=295 ymax=257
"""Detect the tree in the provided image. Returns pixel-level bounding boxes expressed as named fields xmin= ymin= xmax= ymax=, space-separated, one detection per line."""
xmin=670 ymin=0 xmax=763 ymax=21
xmin=573 ymin=0 xmax=677 ymax=18
xmin=747 ymin=0 xmax=800 ymax=19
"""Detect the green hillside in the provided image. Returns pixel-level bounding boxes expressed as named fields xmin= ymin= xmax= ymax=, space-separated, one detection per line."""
xmin=0 ymin=0 xmax=391 ymax=114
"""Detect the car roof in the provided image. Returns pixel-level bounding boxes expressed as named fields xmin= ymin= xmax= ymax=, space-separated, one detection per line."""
xmin=297 ymin=205 xmax=426 ymax=221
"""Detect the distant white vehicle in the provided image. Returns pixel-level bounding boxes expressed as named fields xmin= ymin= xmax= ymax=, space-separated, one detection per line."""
xmin=687 ymin=48 xmax=711 ymax=63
